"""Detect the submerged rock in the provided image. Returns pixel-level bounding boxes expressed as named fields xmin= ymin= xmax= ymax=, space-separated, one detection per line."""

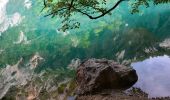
xmin=76 ymin=58 xmax=138 ymax=95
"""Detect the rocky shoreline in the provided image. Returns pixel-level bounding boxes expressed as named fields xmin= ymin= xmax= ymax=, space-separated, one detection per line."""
xmin=75 ymin=59 xmax=170 ymax=100
xmin=0 ymin=58 xmax=170 ymax=100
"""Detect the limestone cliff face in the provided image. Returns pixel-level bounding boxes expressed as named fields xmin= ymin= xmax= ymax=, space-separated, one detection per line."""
xmin=0 ymin=53 xmax=43 ymax=99
xmin=0 ymin=53 xmax=76 ymax=100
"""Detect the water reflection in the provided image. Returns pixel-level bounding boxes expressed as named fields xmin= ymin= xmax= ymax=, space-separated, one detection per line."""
xmin=132 ymin=55 xmax=170 ymax=98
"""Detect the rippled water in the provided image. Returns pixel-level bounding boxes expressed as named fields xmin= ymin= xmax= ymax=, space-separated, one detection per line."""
xmin=132 ymin=55 xmax=170 ymax=98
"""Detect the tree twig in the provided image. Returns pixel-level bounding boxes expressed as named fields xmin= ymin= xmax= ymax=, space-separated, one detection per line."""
xmin=74 ymin=0 xmax=127 ymax=19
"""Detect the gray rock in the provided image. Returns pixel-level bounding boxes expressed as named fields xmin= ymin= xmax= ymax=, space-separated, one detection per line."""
xmin=76 ymin=58 xmax=138 ymax=95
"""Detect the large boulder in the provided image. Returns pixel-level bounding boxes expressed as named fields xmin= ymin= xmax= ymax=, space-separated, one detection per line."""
xmin=76 ymin=58 xmax=138 ymax=95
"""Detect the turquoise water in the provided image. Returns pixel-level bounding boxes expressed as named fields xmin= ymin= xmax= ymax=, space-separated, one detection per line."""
xmin=0 ymin=0 xmax=170 ymax=70
xmin=0 ymin=0 xmax=170 ymax=98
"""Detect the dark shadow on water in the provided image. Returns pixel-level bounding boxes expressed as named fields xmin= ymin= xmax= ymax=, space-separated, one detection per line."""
xmin=132 ymin=55 xmax=170 ymax=98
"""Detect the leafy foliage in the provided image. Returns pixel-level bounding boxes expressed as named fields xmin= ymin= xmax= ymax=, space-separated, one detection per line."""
xmin=42 ymin=0 xmax=124 ymax=31
xmin=43 ymin=0 xmax=170 ymax=31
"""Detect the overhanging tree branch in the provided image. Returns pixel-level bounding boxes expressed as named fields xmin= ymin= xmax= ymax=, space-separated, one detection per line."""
xmin=44 ymin=7 xmax=67 ymax=17
xmin=69 ymin=0 xmax=75 ymax=10
xmin=74 ymin=0 xmax=127 ymax=19
xmin=42 ymin=0 xmax=128 ymax=31
xmin=43 ymin=0 xmax=127 ymax=20
xmin=41 ymin=0 xmax=47 ymax=12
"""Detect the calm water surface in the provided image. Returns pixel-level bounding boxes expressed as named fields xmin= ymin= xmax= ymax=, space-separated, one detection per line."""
xmin=132 ymin=55 xmax=170 ymax=98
